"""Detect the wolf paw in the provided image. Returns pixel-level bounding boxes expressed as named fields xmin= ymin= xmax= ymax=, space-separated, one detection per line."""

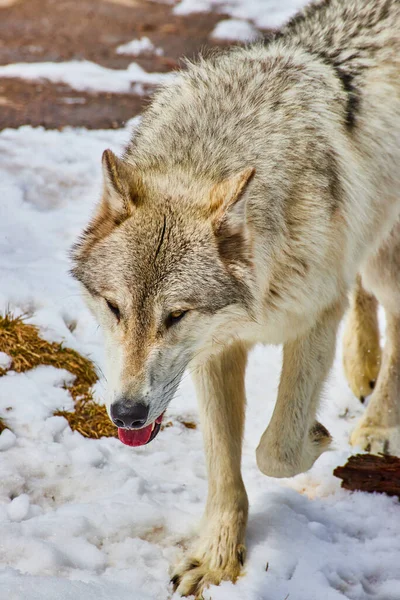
xmin=342 ymin=312 xmax=381 ymax=402
xmin=171 ymin=544 xmax=245 ymax=598
xmin=256 ymin=420 xmax=332 ymax=478
xmin=350 ymin=423 xmax=400 ymax=457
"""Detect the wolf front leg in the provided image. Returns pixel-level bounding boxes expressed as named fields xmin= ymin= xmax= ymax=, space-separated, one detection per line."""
xmin=257 ymin=302 xmax=345 ymax=478
xmin=171 ymin=342 xmax=249 ymax=598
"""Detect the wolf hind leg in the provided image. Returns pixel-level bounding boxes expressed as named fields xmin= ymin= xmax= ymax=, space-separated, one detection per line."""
xmin=342 ymin=275 xmax=381 ymax=402
xmin=351 ymin=223 xmax=400 ymax=456
xmin=171 ymin=342 xmax=248 ymax=598
xmin=351 ymin=309 xmax=400 ymax=455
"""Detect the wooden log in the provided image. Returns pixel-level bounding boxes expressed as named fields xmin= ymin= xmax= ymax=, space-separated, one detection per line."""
xmin=333 ymin=453 xmax=400 ymax=498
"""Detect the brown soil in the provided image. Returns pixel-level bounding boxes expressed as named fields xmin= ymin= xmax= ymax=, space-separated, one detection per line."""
xmin=0 ymin=0 xmax=227 ymax=129
xmin=0 ymin=77 xmax=148 ymax=129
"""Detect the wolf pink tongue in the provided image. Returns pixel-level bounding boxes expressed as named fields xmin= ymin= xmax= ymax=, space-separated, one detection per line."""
xmin=118 ymin=424 xmax=153 ymax=447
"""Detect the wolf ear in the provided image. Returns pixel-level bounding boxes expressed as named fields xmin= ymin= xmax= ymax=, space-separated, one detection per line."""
xmin=209 ymin=167 xmax=255 ymax=230
xmin=101 ymin=149 xmax=138 ymax=219
xmin=210 ymin=168 xmax=255 ymax=275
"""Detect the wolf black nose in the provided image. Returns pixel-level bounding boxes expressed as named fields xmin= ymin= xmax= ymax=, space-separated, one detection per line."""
xmin=110 ymin=401 xmax=149 ymax=429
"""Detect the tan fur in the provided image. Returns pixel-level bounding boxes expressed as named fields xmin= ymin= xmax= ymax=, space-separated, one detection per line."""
xmin=72 ymin=1 xmax=400 ymax=596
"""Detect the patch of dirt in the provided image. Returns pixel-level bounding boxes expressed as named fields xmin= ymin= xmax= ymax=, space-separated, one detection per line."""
xmin=0 ymin=0 xmax=222 ymax=70
xmin=0 ymin=77 xmax=147 ymax=130
xmin=0 ymin=0 xmax=227 ymax=129
xmin=0 ymin=0 xmax=19 ymax=6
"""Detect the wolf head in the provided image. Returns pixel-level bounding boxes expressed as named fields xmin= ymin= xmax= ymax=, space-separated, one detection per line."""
xmin=72 ymin=150 xmax=255 ymax=445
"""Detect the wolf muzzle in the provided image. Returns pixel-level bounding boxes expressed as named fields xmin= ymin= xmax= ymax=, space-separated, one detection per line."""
xmin=110 ymin=398 xmax=164 ymax=446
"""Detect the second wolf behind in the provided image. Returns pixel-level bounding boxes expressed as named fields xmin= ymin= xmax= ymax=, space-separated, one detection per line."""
xmin=72 ymin=0 xmax=400 ymax=597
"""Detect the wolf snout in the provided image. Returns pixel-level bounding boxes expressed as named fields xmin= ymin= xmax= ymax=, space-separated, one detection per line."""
xmin=110 ymin=399 xmax=149 ymax=429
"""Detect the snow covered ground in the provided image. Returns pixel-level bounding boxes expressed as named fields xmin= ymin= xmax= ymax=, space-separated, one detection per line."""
xmin=0 ymin=61 xmax=171 ymax=95
xmin=175 ymin=0 xmax=310 ymax=29
xmin=1 ymin=1 xmax=400 ymax=599
xmin=116 ymin=37 xmax=164 ymax=57
xmin=210 ymin=19 xmax=261 ymax=43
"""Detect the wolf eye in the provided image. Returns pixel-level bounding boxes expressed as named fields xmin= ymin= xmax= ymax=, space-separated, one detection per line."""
xmin=166 ymin=310 xmax=187 ymax=329
xmin=106 ymin=299 xmax=120 ymax=321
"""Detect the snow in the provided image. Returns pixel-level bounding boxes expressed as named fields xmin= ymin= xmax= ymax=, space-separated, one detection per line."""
xmin=0 ymin=429 xmax=16 ymax=451
xmin=0 ymin=61 xmax=170 ymax=94
xmin=1 ymin=123 xmax=400 ymax=600
xmin=0 ymin=366 xmax=76 ymax=432
xmin=7 ymin=493 xmax=30 ymax=522
xmin=175 ymin=0 xmax=310 ymax=30
xmin=210 ymin=19 xmax=261 ymax=42
xmin=0 ymin=352 xmax=12 ymax=369
xmin=116 ymin=36 xmax=164 ymax=57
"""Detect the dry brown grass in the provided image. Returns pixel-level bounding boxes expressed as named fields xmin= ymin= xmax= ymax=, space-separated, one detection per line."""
xmin=0 ymin=313 xmax=96 ymax=389
xmin=0 ymin=312 xmax=118 ymax=439
xmin=55 ymin=399 xmax=118 ymax=439
xmin=163 ymin=418 xmax=197 ymax=430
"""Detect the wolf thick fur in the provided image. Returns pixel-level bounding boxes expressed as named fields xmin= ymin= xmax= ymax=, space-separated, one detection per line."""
xmin=72 ymin=0 xmax=400 ymax=596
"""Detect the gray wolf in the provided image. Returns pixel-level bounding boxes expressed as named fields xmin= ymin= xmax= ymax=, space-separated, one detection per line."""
xmin=71 ymin=0 xmax=400 ymax=596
